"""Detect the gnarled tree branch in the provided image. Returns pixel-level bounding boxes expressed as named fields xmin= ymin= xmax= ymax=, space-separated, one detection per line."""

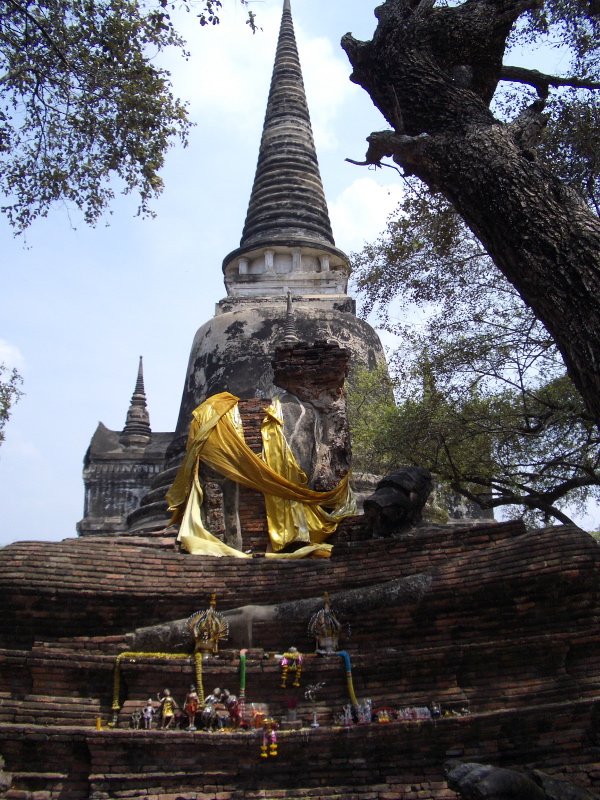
xmin=501 ymin=65 xmax=600 ymax=94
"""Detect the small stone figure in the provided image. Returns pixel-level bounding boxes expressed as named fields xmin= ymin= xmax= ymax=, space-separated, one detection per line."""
xmin=157 ymin=689 xmax=177 ymax=729
xmin=130 ymin=709 xmax=142 ymax=729
xmin=183 ymin=684 xmax=199 ymax=731
xmin=142 ymin=698 xmax=155 ymax=729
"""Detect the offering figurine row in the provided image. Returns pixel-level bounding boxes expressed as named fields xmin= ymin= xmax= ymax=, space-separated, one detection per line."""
xmin=334 ymin=701 xmax=466 ymax=726
xmin=130 ymin=685 xmax=242 ymax=731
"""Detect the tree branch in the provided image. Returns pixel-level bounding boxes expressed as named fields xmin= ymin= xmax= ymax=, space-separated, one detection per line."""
xmin=5 ymin=0 xmax=72 ymax=70
xmin=346 ymin=129 xmax=432 ymax=178
xmin=454 ymin=481 xmax=579 ymax=525
xmin=500 ymin=65 xmax=600 ymax=94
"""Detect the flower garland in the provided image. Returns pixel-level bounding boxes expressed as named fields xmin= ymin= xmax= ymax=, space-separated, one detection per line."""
xmin=261 ymin=721 xmax=278 ymax=758
xmin=111 ymin=652 xmax=191 ymax=714
xmin=193 ymin=652 xmax=205 ymax=705
xmin=280 ymin=650 xmax=303 ymax=688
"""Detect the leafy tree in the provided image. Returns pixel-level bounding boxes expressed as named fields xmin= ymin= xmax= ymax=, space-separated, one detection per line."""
xmin=341 ymin=0 xmax=600 ymax=427
xmin=0 ymin=363 xmax=22 ymax=446
xmin=346 ymin=361 xmax=398 ymax=475
xmin=0 ymin=0 xmax=255 ymax=231
xmin=351 ymin=184 xmax=600 ymax=525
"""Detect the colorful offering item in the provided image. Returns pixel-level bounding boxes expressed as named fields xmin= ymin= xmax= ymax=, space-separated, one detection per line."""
xmin=261 ymin=719 xmax=278 ymax=758
xmin=250 ymin=703 xmax=269 ymax=729
xmin=188 ymin=594 xmax=229 ymax=656
xmin=280 ymin=647 xmax=303 ymax=688
xmin=239 ymin=650 xmax=247 ymax=725
xmin=308 ymin=592 xmax=343 ymax=653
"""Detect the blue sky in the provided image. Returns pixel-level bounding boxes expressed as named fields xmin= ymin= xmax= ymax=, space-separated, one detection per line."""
xmin=1 ymin=0 xmax=597 ymax=545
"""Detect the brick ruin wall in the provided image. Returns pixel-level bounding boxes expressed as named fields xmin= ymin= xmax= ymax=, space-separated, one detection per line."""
xmin=0 ymin=520 xmax=600 ymax=799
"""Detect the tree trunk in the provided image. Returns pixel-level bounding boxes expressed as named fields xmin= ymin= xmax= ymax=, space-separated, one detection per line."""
xmin=342 ymin=0 xmax=600 ymax=426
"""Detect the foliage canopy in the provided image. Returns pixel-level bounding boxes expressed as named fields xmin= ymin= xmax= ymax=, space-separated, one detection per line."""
xmin=0 ymin=0 xmax=255 ymax=231
xmin=350 ymin=182 xmax=600 ymax=526
xmin=0 ymin=363 xmax=22 ymax=446
xmin=342 ymin=0 xmax=600 ymax=428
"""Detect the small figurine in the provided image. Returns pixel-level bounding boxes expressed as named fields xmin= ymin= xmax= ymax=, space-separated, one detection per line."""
xmin=142 ymin=699 xmax=155 ymax=729
xmin=130 ymin=709 xmax=142 ymax=729
xmin=357 ymin=698 xmax=372 ymax=724
xmin=183 ymin=684 xmax=199 ymax=731
xmin=202 ymin=687 xmax=226 ymax=730
xmin=157 ymin=689 xmax=177 ymax=729
xmin=221 ymin=689 xmax=242 ymax=729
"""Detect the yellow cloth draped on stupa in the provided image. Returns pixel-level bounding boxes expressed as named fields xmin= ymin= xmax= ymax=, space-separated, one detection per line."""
xmin=166 ymin=392 xmax=356 ymax=559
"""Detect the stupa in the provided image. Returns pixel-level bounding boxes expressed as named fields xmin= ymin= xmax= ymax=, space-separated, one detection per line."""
xmin=0 ymin=4 xmax=599 ymax=800
xmin=78 ymin=0 xmax=388 ymax=538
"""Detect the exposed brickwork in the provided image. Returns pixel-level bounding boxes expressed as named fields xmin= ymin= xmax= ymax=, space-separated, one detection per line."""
xmin=1 ymin=521 xmax=599 ymax=800
xmin=0 ymin=520 xmax=526 ymax=647
xmin=0 ymin=700 xmax=599 ymax=800
xmin=272 ymin=342 xmax=350 ymax=405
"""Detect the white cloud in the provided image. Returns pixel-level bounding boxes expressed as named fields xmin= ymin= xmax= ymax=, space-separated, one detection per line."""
xmin=163 ymin=4 xmax=280 ymax=133
xmin=298 ymin=35 xmax=356 ymax=152
xmin=161 ymin=2 xmax=354 ymax=150
xmin=330 ymin=177 xmax=404 ymax=253
xmin=0 ymin=339 xmax=25 ymax=372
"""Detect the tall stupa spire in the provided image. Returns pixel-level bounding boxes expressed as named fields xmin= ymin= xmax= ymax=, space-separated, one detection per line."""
xmin=222 ymin=0 xmax=349 ymax=298
xmin=240 ymin=0 xmax=334 ymax=248
xmin=120 ymin=357 xmax=151 ymax=448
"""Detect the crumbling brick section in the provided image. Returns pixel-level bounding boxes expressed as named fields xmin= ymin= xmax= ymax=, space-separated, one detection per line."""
xmin=272 ymin=341 xmax=352 ymax=489
xmin=238 ymin=398 xmax=269 ymax=553
xmin=272 ymin=340 xmax=350 ymax=406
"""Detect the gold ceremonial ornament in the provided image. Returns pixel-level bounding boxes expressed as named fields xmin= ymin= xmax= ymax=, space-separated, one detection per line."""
xmin=308 ymin=592 xmax=344 ymax=654
xmin=188 ymin=594 xmax=229 ymax=657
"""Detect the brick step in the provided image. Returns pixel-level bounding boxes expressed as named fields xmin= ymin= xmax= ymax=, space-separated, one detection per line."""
xmin=88 ymin=783 xmax=436 ymax=800
xmin=0 ymin=694 xmax=104 ymax=726
xmin=2 ymin=626 xmax=600 ymax=718
xmin=19 ymin=618 xmax=600 ymax=659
